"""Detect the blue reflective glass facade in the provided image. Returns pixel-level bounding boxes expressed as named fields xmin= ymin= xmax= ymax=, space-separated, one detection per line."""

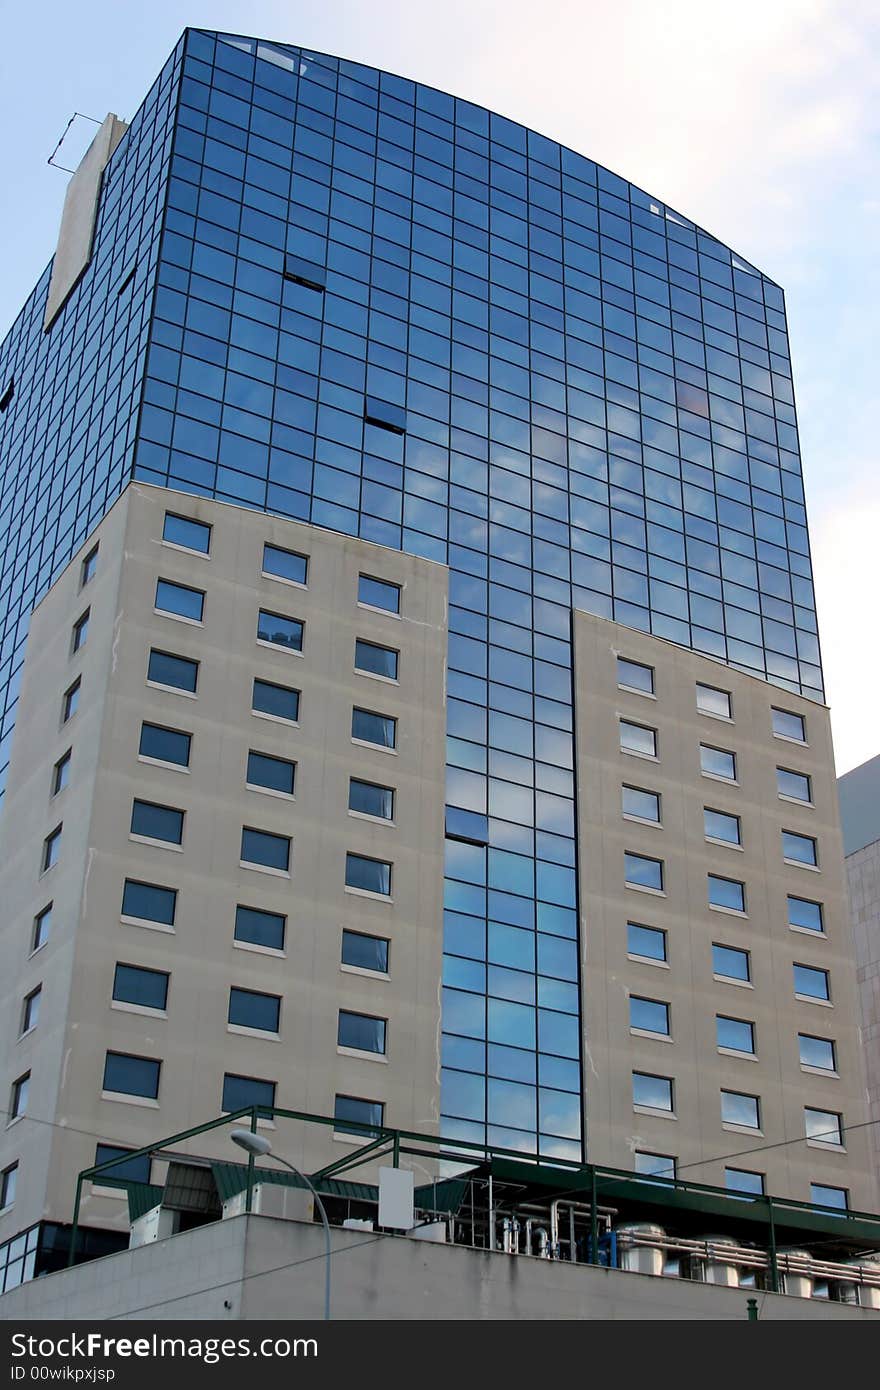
xmin=0 ymin=29 xmax=824 ymax=1160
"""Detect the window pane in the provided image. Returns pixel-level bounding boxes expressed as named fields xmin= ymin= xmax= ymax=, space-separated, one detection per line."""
xmin=103 ymin=1051 xmax=161 ymax=1099
xmin=352 ymin=707 xmax=396 ymax=748
xmin=700 ymin=745 xmax=736 ymax=780
xmin=155 ymin=579 xmax=204 ymax=622
xmin=72 ymin=611 xmax=89 ymax=652
xmin=257 ymin=609 xmax=303 ymax=652
xmin=720 ymin=1090 xmax=759 ymax=1127
xmin=632 ymin=1072 xmax=673 ymax=1111
xmin=799 ymin=1034 xmax=835 ymax=1070
xmin=11 ymin=1074 xmax=29 ymax=1118
xmin=787 ymin=895 xmax=823 ymax=933
xmin=222 ymin=1072 xmax=276 ymax=1114
xmin=704 ymin=808 xmax=741 ymax=844
xmin=228 ymin=987 xmax=281 ymax=1032
xmin=81 ymin=547 xmax=99 ymax=585
xmin=246 ymin=750 xmax=296 ymax=795
xmin=234 ymin=905 xmax=286 ymax=950
xmin=777 ymin=767 xmax=811 ymax=802
xmin=0 ymin=1164 xmax=17 ymax=1208
xmin=163 ymin=512 xmax=211 ymax=553
xmin=708 ymin=875 xmax=745 ymax=912
xmin=772 ymin=707 xmax=806 ymax=741
xmin=121 ymin=880 xmax=177 ymax=925
xmin=634 ymin=1152 xmax=675 ymax=1179
xmin=263 ymin=543 xmax=308 ymax=585
xmin=627 ymin=922 xmax=666 ymax=961
xmin=349 ymin=778 xmax=394 ymax=819
xmin=240 ymin=827 xmax=290 ymax=872
xmin=63 ymin=681 xmax=80 ymax=720
xmin=619 ymin=720 xmax=656 ymax=756
xmin=112 ymin=963 xmax=169 ymax=1011
xmin=716 ymin=1016 xmax=755 ymax=1053
xmin=53 ymin=751 xmax=71 ymax=793
xmin=334 ymin=1093 xmax=385 ymax=1135
xmin=33 ymin=905 xmax=52 ymax=950
xmin=804 ymin=1107 xmax=842 ymax=1145
xmin=21 ymin=987 xmax=41 ymax=1033
xmin=358 ymin=575 xmax=400 ymax=613
xmin=148 ymin=649 xmax=198 ymax=692
xmin=630 ymin=996 xmax=669 ymax=1035
xmin=139 ymin=723 xmax=191 ymax=767
xmin=346 ymin=852 xmax=392 ymax=895
xmin=782 ymin=831 xmax=817 ymax=866
xmin=43 ymin=827 xmax=62 ymax=869
xmin=793 ymin=964 xmax=829 ymax=1000
xmin=355 ymin=638 xmax=399 ymax=680
xmin=696 ymin=683 xmax=731 ymax=718
xmin=617 ymin=657 xmax=654 ymax=694
xmin=130 ymin=800 xmax=184 ymax=844
xmin=94 ymin=1144 xmax=151 ymax=1186
xmin=712 ymin=944 xmax=750 ymax=981
xmin=625 ymin=852 xmax=663 ymax=891
xmin=810 ymin=1183 xmax=848 ymax=1210
xmin=338 ymin=1010 xmax=387 ymax=1053
xmin=342 ymin=930 xmax=389 ymax=973
xmin=622 ymin=786 xmax=660 ymax=822
xmin=252 ymin=678 xmax=299 ymax=721
xmin=725 ymin=1168 xmax=764 ymax=1195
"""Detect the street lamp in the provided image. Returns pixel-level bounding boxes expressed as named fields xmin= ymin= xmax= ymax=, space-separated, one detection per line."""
xmin=230 ymin=1129 xmax=332 ymax=1320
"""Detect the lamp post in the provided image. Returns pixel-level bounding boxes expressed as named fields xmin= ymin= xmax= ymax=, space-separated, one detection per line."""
xmin=230 ymin=1129 xmax=332 ymax=1320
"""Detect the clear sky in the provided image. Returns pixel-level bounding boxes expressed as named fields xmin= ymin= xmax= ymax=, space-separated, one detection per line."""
xmin=2 ymin=0 xmax=877 ymax=772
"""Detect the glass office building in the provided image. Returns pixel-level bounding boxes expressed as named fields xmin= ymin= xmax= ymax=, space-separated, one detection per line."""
xmin=0 ymin=29 xmax=824 ymax=1161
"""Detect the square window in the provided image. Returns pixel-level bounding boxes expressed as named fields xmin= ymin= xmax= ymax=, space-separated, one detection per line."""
xmin=772 ymin=707 xmax=806 ymax=742
xmin=32 ymin=904 xmax=52 ymax=951
xmin=352 ymin=706 xmax=397 ymax=749
xmin=252 ymin=678 xmax=300 ymax=722
xmin=72 ymin=610 xmax=90 ymax=653
xmin=346 ymin=852 xmax=392 ymax=896
xmin=234 ymin=904 xmax=286 ymax=951
xmin=147 ymin=649 xmax=199 ymax=694
xmin=256 ymin=609 xmax=303 ymax=653
xmin=62 ymin=679 xmax=81 ymax=722
xmin=20 ymin=986 xmax=41 ymax=1035
xmin=787 ymin=895 xmax=823 ymax=933
xmin=793 ymin=963 xmax=830 ymax=1001
xmin=630 ymin=996 xmax=670 ymax=1036
xmin=700 ymin=745 xmax=736 ymax=780
xmin=810 ymin=1183 xmax=848 ymax=1210
xmin=333 ymin=1093 xmax=385 ymax=1136
xmin=338 ymin=1009 xmax=387 ymax=1054
xmin=617 ymin=657 xmax=654 ymax=695
xmin=10 ymin=1072 xmax=30 ymax=1119
xmin=777 ymin=767 xmax=811 ymax=802
xmin=782 ymin=831 xmax=818 ymax=867
xmin=228 ymin=987 xmax=281 ymax=1033
xmin=262 ymin=543 xmax=308 ymax=586
xmin=0 ymin=1164 xmax=18 ymax=1210
xmin=804 ymin=1107 xmax=843 ymax=1147
xmin=240 ymin=826 xmax=291 ymax=873
xmin=42 ymin=826 xmax=62 ymax=871
xmin=624 ymin=852 xmax=663 ymax=892
xmin=721 ymin=1090 xmax=760 ymax=1128
xmin=632 ymin=1072 xmax=673 ymax=1111
xmin=622 ymin=785 xmax=660 ymax=823
xmin=365 ymin=396 xmax=406 ymax=433
xmin=139 ymin=722 xmax=191 ymax=768
xmin=355 ymin=638 xmax=399 ymax=680
xmin=627 ymin=922 xmax=667 ymax=962
xmin=155 ymin=579 xmax=205 ymax=622
xmin=358 ymin=574 xmax=400 ymax=614
xmin=799 ymin=1034 xmax=836 ymax=1071
xmin=704 ymin=808 xmax=741 ymax=845
xmin=52 ymin=750 xmax=71 ymax=794
xmin=112 ymin=963 xmax=169 ymax=1011
xmin=716 ymin=1015 xmax=755 ymax=1054
xmin=283 ymin=254 xmax=325 ymax=290
xmin=725 ymin=1168 xmax=764 ymax=1196
xmin=130 ymin=800 xmax=184 ymax=846
xmin=121 ymin=879 xmax=177 ymax=926
xmin=102 ymin=1051 xmax=161 ymax=1100
xmin=712 ymin=944 xmax=750 ymax=982
xmin=341 ymin=929 xmax=389 ymax=974
xmin=222 ymin=1072 xmax=276 ymax=1115
xmin=246 ymin=750 xmax=296 ymax=796
xmin=708 ymin=874 xmax=745 ymax=913
xmin=696 ymin=683 xmax=732 ymax=719
xmin=81 ymin=546 xmax=99 ymax=586
xmin=619 ymin=720 xmax=657 ymax=757
xmin=633 ymin=1151 xmax=676 ymax=1180
xmin=349 ymin=778 xmax=394 ymax=820
xmin=93 ymin=1143 xmax=151 ymax=1187
xmin=162 ymin=512 xmax=211 ymax=554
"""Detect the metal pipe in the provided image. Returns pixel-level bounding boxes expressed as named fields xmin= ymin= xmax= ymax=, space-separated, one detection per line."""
xmin=273 ymin=1154 xmax=332 ymax=1322
xmin=67 ymin=1174 xmax=84 ymax=1269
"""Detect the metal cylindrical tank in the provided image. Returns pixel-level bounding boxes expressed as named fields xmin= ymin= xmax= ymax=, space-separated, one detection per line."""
xmin=846 ymin=1255 xmax=880 ymax=1309
xmin=696 ymin=1235 xmax=741 ymax=1287
xmin=781 ymin=1250 xmax=813 ymax=1299
xmin=616 ymin=1223 xmax=665 ymax=1277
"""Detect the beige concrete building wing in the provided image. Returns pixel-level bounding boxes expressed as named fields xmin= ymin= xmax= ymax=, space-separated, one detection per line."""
xmin=573 ymin=608 xmax=876 ymax=1209
xmin=0 ymin=484 xmax=448 ymax=1243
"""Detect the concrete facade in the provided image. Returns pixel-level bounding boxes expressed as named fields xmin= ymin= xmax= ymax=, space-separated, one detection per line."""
xmin=0 ymin=483 xmax=449 ymax=1247
xmin=574 ymin=610 xmax=876 ymax=1207
xmin=839 ymin=756 xmax=880 ymax=1183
